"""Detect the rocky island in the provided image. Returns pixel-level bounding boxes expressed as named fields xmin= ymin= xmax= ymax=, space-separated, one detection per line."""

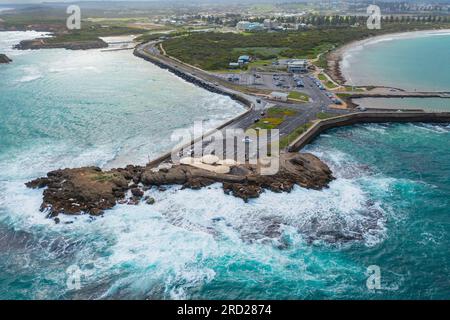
xmin=0 ymin=53 xmax=12 ymax=63
xmin=26 ymin=152 xmax=334 ymax=218
xmin=14 ymin=38 xmax=108 ymax=50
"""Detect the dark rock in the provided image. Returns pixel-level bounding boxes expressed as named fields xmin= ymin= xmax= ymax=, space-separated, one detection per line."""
xmin=130 ymin=188 xmax=144 ymax=198
xmin=26 ymin=177 xmax=50 ymax=189
xmin=223 ymin=183 xmax=263 ymax=202
xmin=127 ymin=197 xmax=140 ymax=206
xmin=0 ymin=53 xmax=12 ymax=64
xmin=26 ymin=152 xmax=333 ymax=217
xmin=184 ymin=177 xmax=215 ymax=190
xmin=146 ymin=197 xmax=156 ymax=205
xmin=14 ymin=38 xmax=108 ymax=50
xmin=229 ymin=166 xmax=252 ymax=176
xmin=26 ymin=167 xmax=128 ymax=216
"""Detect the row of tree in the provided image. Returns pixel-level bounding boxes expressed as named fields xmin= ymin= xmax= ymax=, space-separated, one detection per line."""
xmin=279 ymin=14 xmax=450 ymax=25
xmin=199 ymin=14 xmax=450 ymax=28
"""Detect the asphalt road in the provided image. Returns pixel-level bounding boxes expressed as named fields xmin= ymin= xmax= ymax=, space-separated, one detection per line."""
xmin=137 ymin=42 xmax=350 ymax=155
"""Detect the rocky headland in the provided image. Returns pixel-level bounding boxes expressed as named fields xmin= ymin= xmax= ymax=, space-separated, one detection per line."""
xmin=14 ymin=38 xmax=108 ymax=50
xmin=26 ymin=152 xmax=334 ymax=218
xmin=0 ymin=53 xmax=12 ymax=63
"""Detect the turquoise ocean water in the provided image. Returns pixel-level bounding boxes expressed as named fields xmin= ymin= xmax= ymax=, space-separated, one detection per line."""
xmin=1 ymin=31 xmax=449 ymax=299
xmin=343 ymin=31 xmax=450 ymax=111
xmin=342 ymin=31 xmax=450 ymax=92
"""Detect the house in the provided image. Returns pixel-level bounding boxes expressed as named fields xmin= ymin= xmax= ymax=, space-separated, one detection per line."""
xmin=287 ymin=59 xmax=308 ymax=73
xmin=238 ymin=55 xmax=250 ymax=63
xmin=236 ymin=21 xmax=264 ymax=31
xmin=269 ymin=92 xmax=289 ymax=102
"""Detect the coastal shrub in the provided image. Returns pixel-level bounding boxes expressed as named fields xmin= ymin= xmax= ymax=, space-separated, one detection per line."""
xmin=163 ymin=22 xmax=450 ymax=71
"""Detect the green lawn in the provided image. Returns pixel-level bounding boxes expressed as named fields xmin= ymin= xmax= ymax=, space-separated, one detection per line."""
xmin=251 ymin=107 xmax=297 ymax=130
xmin=279 ymin=122 xmax=313 ymax=149
xmin=288 ymin=91 xmax=309 ymax=102
xmin=267 ymin=107 xmax=298 ymax=117
xmin=251 ymin=117 xmax=284 ymax=130
xmin=336 ymin=93 xmax=352 ymax=99
xmin=318 ymin=73 xmax=327 ymax=81
xmin=318 ymin=73 xmax=338 ymax=89
xmin=344 ymin=86 xmax=365 ymax=92
xmin=316 ymin=112 xmax=335 ymax=120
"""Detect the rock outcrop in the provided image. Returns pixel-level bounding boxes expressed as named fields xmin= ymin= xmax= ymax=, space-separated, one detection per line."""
xmin=26 ymin=153 xmax=334 ymax=217
xmin=14 ymin=38 xmax=108 ymax=50
xmin=26 ymin=167 xmax=129 ymax=217
xmin=0 ymin=53 xmax=12 ymax=64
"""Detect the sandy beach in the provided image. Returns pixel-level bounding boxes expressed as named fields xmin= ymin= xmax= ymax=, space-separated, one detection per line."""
xmin=326 ymin=29 xmax=450 ymax=86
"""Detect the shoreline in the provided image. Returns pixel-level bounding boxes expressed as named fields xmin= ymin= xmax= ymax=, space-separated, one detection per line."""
xmin=326 ymin=29 xmax=450 ymax=88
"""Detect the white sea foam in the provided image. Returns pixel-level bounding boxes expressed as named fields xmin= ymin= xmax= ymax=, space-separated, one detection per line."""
xmin=0 ymin=164 xmax=388 ymax=298
xmin=16 ymin=66 xmax=43 ymax=83
xmin=0 ymin=31 xmax=52 ymax=54
xmin=363 ymin=123 xmax=389 ymax=134
xmin=411 ymin=123 xmax=449 ymax=134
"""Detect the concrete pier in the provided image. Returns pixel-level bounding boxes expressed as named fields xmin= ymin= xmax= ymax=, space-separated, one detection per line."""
xmin=288 ymin=111 xmax=450 ymax=152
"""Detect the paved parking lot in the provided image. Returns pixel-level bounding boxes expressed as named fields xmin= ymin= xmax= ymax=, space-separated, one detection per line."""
xmin=216 ymin=72 xmax=308 ymax=91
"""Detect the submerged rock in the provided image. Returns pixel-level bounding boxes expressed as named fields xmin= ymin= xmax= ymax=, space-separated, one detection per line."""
xmin=26 ymin=152 xmax=334 ymax=217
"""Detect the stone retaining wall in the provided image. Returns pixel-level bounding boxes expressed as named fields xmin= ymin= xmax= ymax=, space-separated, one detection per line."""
xmin=289 ymin=112 xmax=450 ymax=152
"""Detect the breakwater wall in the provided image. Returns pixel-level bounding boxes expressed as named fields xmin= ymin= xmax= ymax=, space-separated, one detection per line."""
xmin=133 ymin=45 xmax=253 ymax=109
xmin=145 ymin=106 xmax=252 ymax=168
xmin=133 ymin=44 xmax=255 ymax=168
xmin=289 ymin=111 xmax=450 ymax=152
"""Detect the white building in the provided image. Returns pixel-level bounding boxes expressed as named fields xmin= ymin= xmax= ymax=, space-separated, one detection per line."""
xmin=236 ymin=21 xmax=264 ymax=31
xmin=287 ymin=59 xmax=308 ymax=73
xmin=269 ymin=92 xmax=289 ymax=102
